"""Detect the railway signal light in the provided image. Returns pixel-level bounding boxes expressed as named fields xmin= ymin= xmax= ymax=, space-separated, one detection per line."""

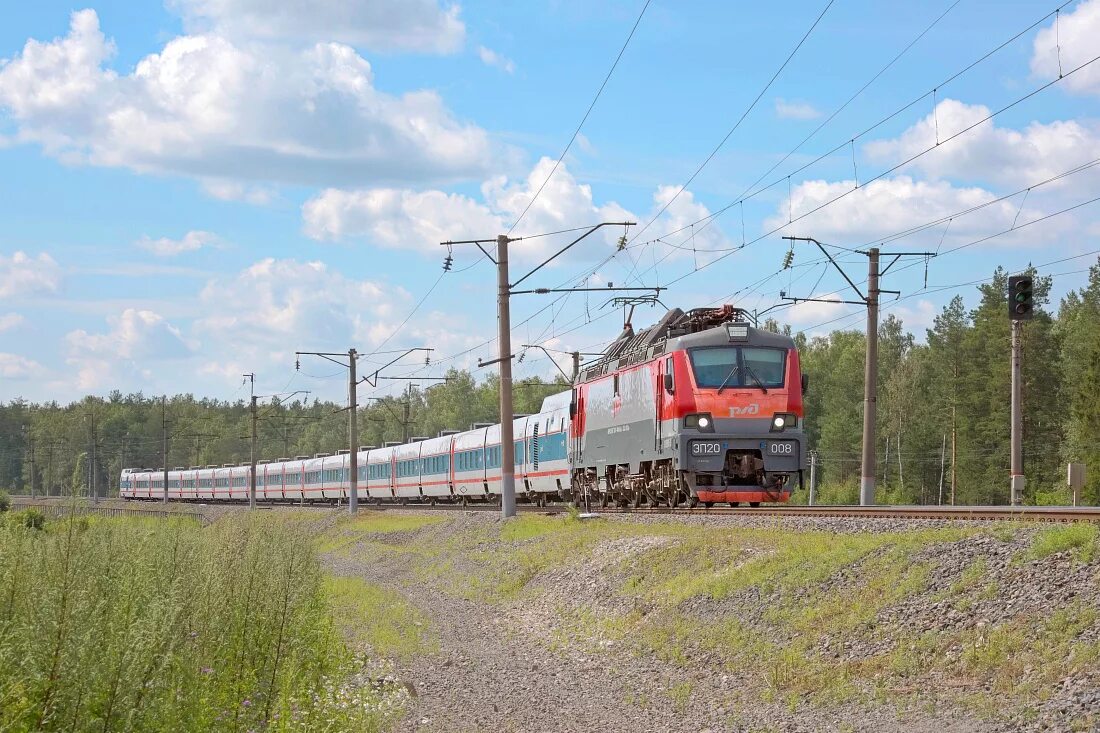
xmin=1008 ymin=274 xmax=1034 ymax=321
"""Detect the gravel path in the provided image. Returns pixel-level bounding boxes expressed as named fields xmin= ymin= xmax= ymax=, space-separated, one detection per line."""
xmin=320 ymin=511 xmax=1094 ymax=733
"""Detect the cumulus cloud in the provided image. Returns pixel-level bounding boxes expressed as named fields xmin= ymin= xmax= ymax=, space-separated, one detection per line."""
xmin=0 ymin=10 xmax=495 ymax=188
xmin=195 ymin=258 xmax=407 ymax=353
xmin=1031 ymin=0 xmax=1100 ymax=96
xmin=303 ymin=157 xmax=638 ymax=262
xmin=864 ymin=99 xmax=1100 ymax=189
xmin=0 ymin=313 xmax=24 ymax=332
xmin=137 ymin=230 xmax=220 ymax=257
xmin=65 ymin=308 xmax=194 ymax=389
xmin=477 ymin=46 xmax=515 ymax=74
xmin=0 ymin=251 xmax=61 ymax=298
xmin=170 ymin=0 xmax=465 ymax=53
xmin=0 ymin=353 xmax=39 ymax=379
xmin=775 ymin=98 xmax=821 ymax=120
xmin=767 ymin=176 xmax=1056 ymax=246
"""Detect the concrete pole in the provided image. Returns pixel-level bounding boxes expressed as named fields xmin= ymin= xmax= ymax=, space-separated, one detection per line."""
xmin=348 ymin=348 xmax=359 ymax=514
xmin=808 ymin=450 xmax=818 ymax=506
xmin=497 ymin=234 xmax=517 ymax=519
xmin=860 ymin=247 xmax=880 ymax=506
xmin=162 ymin=396 xmax=169 ymax=505
xmin=1010 ymin=319 xmax=1025 ymax=505
xmin=249 ymin=395 xmax=258 ymax=509
xmin=937 ymin=433 xmax=946 ymax=505
xmin=90 ymin=412 xmax=99 ymax=505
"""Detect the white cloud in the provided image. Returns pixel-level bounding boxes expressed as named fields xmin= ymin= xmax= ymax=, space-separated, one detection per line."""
xmin=65 ymin=308 xmax=195 ymax=389
xmin=137 ymin=230 xmax=220 ymax=257
xmin=0 ymin=353 xmax=39 ymax=379
xmin=775 ymin=98 xmax=821 ymax=120
xmin=0 ymin=10 xmax=496 ymax=189
xmin=768 ymin=175 xmax=1061 ymax=246
xmin=195 ymin=258 xmax=407 ymax=354
xmin=1031 ymin=0 xmax=1100 ymax=96
xmin=303 ymin=188 xmax=501 ymax=253
xmin=170 ymin=0 xmax=465 ymax=53
xmin=0 ymin=251 xmax=61 ymax=298
xmin=477 ymin=46 xmax=515 ymax=74
xmin=863 ymin=99 xmax=1100 ymax=189
xmin=200 ymin=179 xmax=274 ymax=204
xmin=0 ymin=313 xmax=25 ymax=332
xmin=303 ymin=157 xmax=637 ymax=263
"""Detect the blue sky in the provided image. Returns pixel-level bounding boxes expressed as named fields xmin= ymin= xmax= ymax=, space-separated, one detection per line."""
xmin=1 ymin=0 xmax=1098 ymax=403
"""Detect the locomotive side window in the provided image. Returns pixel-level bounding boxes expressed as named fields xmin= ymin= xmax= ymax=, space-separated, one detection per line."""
xmin=664 ymin=356 xmax=674 ymax=392
xmin=613 ymin=374 xmax=620 ymax=396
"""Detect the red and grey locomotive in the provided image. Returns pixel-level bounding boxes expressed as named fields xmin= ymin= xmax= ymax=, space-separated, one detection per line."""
xmin=570 ymin=305 xmax=805 ymax=507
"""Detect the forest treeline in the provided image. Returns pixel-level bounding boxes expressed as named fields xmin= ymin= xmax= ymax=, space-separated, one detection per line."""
xmin=2 ymin=264 xmax=1098 ymax=505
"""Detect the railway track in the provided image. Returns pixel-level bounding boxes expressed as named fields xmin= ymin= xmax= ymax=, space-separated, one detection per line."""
xmin=12 ymin=496 xmax=1098 ymax=522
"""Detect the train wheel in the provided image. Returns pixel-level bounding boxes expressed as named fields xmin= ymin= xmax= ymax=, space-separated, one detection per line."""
xmin=750 ymin=501 xmax=761 ymax=507
xmin=703 ymin=501 xmax=714 ymax=508
xmin=667 ymin=491 xmax=680 ymax=508
xmin=729 ymin=502 xmax=740 ymax=507
xmin=688 ymin=497 xmax=699 ymax=508
xmin=631 ymin=491 xmax=643 ymax=509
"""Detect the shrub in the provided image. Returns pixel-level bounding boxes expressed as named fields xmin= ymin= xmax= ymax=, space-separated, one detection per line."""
xmin=17 ymin=508 xmax=45 ymax=530
xmin=0 ymin=514 xmax=402 ymax=732
xmin=0 ymin=490 xmax=9 ymax=512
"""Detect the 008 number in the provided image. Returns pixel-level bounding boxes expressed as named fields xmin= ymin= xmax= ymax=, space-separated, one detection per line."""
xmin=768 ymin=442 xmax=795 ymax=455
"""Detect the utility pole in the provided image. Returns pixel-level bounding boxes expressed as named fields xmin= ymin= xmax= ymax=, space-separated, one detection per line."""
xmin=496 ymin=234 xmax=518 ymax=518
xmin=1010 ymin=319 xmax=1025 ymax=505
xmin=938 ymin=433 xmax=947 ymax=505
xmin=808 ymin=450 xmax=818 ymax=506
xmin=161 ymin=396 xmax=169 ymax=505
xmin=860 ymin=247 xmax=880 ymax=506
xmin=298 ymin=348 xmax=440 ymax=514
xmin=89 ymin=411 xmax=98 ymax=504
xmin=348 ymin=349 xmax=359 ymax=514
xmin=781 ymin=238 xmax=933 ymax=506
xmin=249 ymin=395 xmax=258 ymax=509
xmin=119 ymin=433 xmax=129 ymax=495
xmin=21 ymin=425 xmax=35 ymax=499
xmin=443 ymin=221 xmax=639 ymax=519
xmin=1007 ymin=274 xmax=1034 ymax=506
xmin=403 ymin=382 xmax=412 ymax=444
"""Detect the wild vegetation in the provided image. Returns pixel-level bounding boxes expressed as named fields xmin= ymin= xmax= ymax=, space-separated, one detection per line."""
xmin=0 ymin=512 xmax=406 ymax=732
xmin=3 ymin=261 xmax=1100 ymax=505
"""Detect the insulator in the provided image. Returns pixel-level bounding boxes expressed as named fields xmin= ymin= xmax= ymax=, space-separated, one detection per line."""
xmin=442 ymin=254 xmax=453 ymax=271
xmin=782 ymin=249 xmax=795 ymax=269
xmin=518 ymin=351 xmax=526 ymax=363
xmin=424 ymin=353 xmax=431 ymax=366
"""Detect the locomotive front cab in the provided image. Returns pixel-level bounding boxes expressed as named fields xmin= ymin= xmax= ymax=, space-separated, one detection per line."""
xmin=672 ymin=322 xmax=806 ymax=504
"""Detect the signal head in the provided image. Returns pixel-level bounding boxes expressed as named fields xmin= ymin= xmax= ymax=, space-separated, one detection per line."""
xmin=1007 ymin=274 xmax=1035 ymax=321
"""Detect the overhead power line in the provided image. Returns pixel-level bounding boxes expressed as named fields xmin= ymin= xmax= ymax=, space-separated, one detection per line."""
xmin=629 ymin=0 xmax=837 ymax=245
xmin=626 ymin=0 xmax=1082 ymax=259
xmin=508 ymin=0 xmax=652 ymax=234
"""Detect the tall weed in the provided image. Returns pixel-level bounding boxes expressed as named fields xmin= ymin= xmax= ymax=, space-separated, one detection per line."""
xmin=0 ymin=514 xmax=401 ymax=732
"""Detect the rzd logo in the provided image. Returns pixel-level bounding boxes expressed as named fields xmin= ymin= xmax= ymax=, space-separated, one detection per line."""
xmin=729 ymin=404 xmax=760 ymax=417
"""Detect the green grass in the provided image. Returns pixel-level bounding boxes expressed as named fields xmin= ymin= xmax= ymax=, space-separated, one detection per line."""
xmin=324 ymin=576 xmax=436 ymax=661
xmin=316 ymin=512 xmax=445 ymax=555
xmin=1025 ymin=523 xmax=1099 ymax=562
xmin=0 ymin=513 xmax=403 ymax=732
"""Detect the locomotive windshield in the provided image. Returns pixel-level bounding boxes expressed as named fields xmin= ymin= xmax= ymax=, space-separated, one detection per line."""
xmin=688 ymin=347 xmax=786 ymax=389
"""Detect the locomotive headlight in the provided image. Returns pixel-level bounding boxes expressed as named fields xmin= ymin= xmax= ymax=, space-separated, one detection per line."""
xmin=684 ymin=413 xmax=715 ymax=432
xmin=770 ymin=412 xmax=796 ymax=432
